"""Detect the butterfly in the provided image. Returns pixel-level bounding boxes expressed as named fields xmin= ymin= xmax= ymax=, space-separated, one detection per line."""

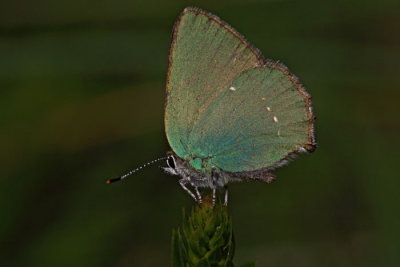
xmin=108 ymin=7 xmax=316 ymax=206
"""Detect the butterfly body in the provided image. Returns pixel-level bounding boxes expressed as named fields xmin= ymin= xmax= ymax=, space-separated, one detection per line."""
xmin=166 ymin=149 xmax=279 ymax=183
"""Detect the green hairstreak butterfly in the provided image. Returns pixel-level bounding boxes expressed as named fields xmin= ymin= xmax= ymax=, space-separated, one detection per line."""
xmin=108 ymin=7 xmax=316 ymax=206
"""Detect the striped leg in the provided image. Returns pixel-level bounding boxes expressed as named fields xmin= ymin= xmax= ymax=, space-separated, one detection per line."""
xmin=188 ymin=177 xmax=202 ymax=205
xmin=211 ymin=168 xmax=217 ymax=208
xmin=194 ymin=186 xmax=202 ymax=204
xmin=212 ymin=186 xmax=216 ymax=208
xmin=179 ymin=178 xmax=197 ymax=202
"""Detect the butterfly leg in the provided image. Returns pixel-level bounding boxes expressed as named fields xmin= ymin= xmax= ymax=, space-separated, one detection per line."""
xmin=187 ymin=177 xmax=202 ymax=205
xmin=211 ymin=167 xmax=218 ymax=208
xmin=212 ymin=186 xmax=216 ymax=208
xmin=193 ymin=185 xmax=202 ymax=204
xmin=224 ymin=185 xmax=228 ymax=206
xmin=179 ymin=178 xmax=197 ymax=202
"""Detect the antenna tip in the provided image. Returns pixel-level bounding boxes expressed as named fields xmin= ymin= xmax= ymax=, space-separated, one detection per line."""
xmin=106 ymin=177 xmax=121 ymax=184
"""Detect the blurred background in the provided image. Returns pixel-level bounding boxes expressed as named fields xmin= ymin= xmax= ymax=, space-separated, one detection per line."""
xmin=1 ymin=0 xmax=399 ymax=266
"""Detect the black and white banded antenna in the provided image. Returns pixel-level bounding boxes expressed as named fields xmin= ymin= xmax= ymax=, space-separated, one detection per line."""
xmin=106 ymin=156 xmax=170 ymax=184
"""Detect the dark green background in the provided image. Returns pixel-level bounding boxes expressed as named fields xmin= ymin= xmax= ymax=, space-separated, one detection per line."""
xmin=1 ymin=0 xmax=399 ymax=266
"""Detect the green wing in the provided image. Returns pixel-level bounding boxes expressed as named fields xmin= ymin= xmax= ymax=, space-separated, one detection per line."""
xmin=165 ymin=7 xmax=263 ymax=159
xmin=189 ymin=64 xmax=315 ymax=172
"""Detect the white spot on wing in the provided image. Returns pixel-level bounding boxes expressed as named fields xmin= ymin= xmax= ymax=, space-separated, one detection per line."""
xmin=229 ymin=86 xmax=236 ymax=91
xmin=267 ymin=107 xmax=271 ymax=111
xmin=299 ymin=147 xmax=307 ymax=153
xmin=273 ymin=116 xmax=278 ymax=123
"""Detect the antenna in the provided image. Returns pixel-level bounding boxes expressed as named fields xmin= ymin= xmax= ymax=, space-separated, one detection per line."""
xmin=106 ymin=156 xmax=169 ymax=184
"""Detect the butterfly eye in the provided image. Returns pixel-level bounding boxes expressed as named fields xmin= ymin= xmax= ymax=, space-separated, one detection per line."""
xmin=167 ymin=155 xmax=176 ymax=169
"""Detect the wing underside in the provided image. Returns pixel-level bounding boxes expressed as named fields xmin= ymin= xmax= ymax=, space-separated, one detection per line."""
xmin=165 ymin=7 xmax=315 ymax=174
